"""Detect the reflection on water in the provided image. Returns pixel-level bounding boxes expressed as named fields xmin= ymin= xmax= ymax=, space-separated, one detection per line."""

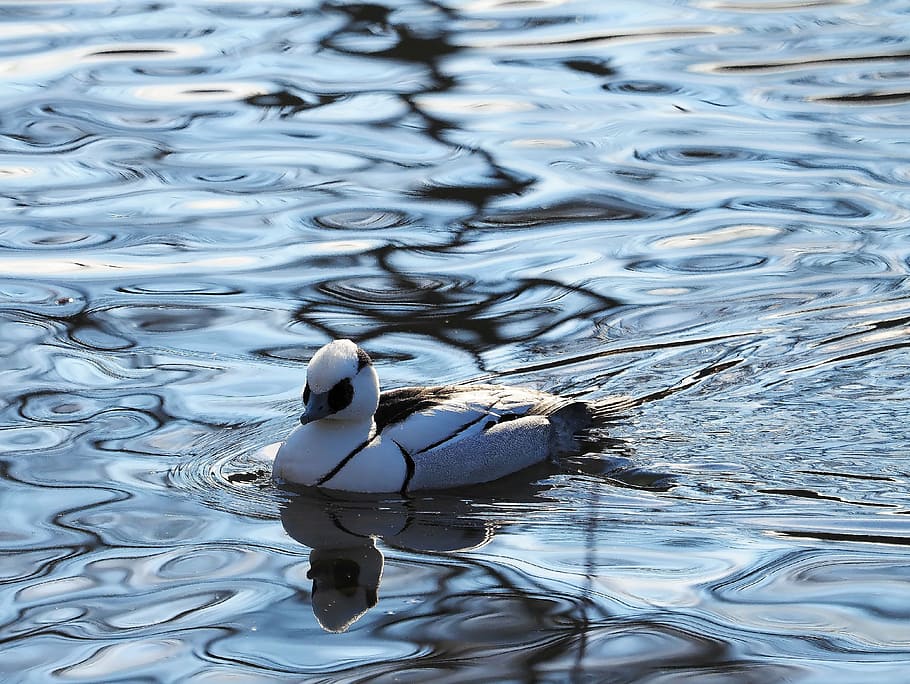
xmin=2 ymin=0 xmax=910 ymax=680
xmin=280 ymin=453 xmax=673 ymax=635
xmin=281 ymin=491 xmax=495 ymax=632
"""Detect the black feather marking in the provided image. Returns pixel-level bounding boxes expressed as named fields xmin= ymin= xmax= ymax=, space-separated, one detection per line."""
xmin=412 ymin=413 xmax=488 ymax=456
xmin=376 ymin=387 xmax=514 ymax=456
xmin=356 ymin=346 xmax=372 ymax=370
xmin=392 ymin=439 xmax=415 ymax=495
xmin=373 ymin=386 xmax=458 ymax=433
xmin=316 ymin=436 xmax=373 ymax=487
xmin=328 ymin=378 xmax=353 ymax=412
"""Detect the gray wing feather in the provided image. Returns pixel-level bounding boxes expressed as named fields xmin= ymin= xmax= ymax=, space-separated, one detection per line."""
xmin=378 ymin=385 xmax=636 ymax=491
xmin=407 ymin=416 xmax=551 ymax=491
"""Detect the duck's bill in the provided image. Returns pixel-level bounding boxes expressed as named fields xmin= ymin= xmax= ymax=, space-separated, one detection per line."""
xmin=300 ymin=392 xmax=332 ymax=424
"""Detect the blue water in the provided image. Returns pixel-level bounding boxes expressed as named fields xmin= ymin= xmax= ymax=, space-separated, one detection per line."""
xmin=2 ymin=0 xmax=910 ymax=681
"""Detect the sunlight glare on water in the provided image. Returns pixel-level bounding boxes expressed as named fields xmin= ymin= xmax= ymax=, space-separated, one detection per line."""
xmin=1 ymin=0 xmax=910 ymax=681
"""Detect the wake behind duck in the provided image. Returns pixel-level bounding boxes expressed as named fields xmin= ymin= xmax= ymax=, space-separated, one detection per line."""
xmin=272 ymin=339 xmax=627 ymax=493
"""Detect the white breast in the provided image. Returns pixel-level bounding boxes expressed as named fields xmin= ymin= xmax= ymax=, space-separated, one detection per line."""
xmin=273 ymin=420 xmax=374 ymax=486
xmin=317 ymin=436 xmax=407 ymax=492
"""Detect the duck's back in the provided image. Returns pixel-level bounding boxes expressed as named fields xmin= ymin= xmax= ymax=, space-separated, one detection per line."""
xmin=377 ymin=385 xmax=591 ymax=491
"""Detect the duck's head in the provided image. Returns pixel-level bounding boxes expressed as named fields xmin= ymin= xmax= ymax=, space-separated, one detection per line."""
xmin=299 ymin=339 xmax=380 ymax=425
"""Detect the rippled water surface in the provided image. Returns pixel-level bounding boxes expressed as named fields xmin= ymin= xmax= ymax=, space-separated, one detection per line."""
xmin=2 ymin=0 xmax=910 ymax=680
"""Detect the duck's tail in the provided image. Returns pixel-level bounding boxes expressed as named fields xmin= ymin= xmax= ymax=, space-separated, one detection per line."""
xmin=550 ymin=396 xmax=641 ymax=457
xmin=545 ymin=394 xmax=636 ymax=457
xmin=586 ymin=394 xmax=640 ymax=424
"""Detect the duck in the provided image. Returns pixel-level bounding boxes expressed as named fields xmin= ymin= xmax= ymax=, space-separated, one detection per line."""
xmin=272 ymin=339 xmax=627 ymax=493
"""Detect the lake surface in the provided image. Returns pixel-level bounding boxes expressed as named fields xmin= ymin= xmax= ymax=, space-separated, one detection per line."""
xmin=2 ymin=0 xmax=910 ymax=681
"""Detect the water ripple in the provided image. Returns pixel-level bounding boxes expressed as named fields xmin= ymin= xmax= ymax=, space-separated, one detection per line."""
xmin=314 ymin=208 xmax=412 ymax=231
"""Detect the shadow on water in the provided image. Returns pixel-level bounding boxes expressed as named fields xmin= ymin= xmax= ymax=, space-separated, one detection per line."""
xmin=290 ymin=270 xmax=626 ymax=355
xmin=318 ymin=1 xmax=536 ymax=211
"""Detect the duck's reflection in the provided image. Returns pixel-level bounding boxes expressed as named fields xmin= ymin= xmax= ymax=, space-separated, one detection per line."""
xmin=305 ymin=544 xmax=381 ymax=633
xmin=280 ymin=489 xmax=496 ymax=632
xmin=278 ymin=438 xmax=664 ymax=633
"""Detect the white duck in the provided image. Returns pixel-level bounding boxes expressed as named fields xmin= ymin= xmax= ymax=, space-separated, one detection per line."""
xmin=272 ymin=339 xmax=624 ymax=493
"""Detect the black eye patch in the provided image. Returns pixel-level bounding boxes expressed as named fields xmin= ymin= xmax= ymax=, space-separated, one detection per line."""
xmin=302 ymin=383 xmax=311 ymax=404
xmin=328 ymin=378 xmax=353 ymax=412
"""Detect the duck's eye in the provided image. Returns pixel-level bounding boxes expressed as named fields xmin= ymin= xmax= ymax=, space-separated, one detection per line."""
xmin=328 ymin=378 xmax=353 ymax=412
xmin=302 ymin=383 xmax=311 ymax=405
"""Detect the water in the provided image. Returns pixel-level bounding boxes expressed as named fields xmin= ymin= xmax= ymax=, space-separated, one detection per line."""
xmin=2 ymin=0 xmax=910 ymax=680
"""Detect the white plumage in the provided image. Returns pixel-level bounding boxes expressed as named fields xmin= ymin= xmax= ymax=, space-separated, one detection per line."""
xmin=272 ymin=339 xmax=622 ymax=493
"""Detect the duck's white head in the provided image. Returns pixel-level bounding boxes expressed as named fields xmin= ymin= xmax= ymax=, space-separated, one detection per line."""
xmin=300 ymin=339 xmax=380 ymax=425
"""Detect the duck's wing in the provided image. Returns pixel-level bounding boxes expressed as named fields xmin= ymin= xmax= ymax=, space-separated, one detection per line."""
xmin=376 ymin=385 xmax=552 ymax=455
xmin=404 ymin=411 xmax=554 ymax=491
xmin=377 ymin=384 xmax=561 ymax=428
xmin=375 ymin=385 xmax=638 ymax=492
xmin=374 ymin=386 xmax=459 ymax=433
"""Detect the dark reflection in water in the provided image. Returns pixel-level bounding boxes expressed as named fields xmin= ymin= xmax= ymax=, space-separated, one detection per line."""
xmin=2 ymin=0 xmax=910 ymax=680
xmin=280 ymin=491 xmax=494 ymax=632
xmin=277 ymin=451 xmax=671 ymax=634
